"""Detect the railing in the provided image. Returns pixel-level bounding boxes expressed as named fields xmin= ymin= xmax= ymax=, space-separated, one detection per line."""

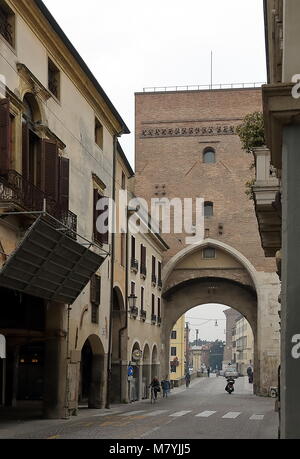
xmin=131 ymin=258 xmax=139 ymax=272
xmin=130 ymin=306 xmax=138 ymax=317
xmin=151 ymin=314 xmax=157 ymax=324
xmin=0 ymin=170 xmax=77 ymax=236
xmin=143 ymin=82 xmax=266 ymax=93
xmin=140 ymin=265 xmax=147 ymax=277
xmin=151 ymin=274 xmax=157 ymax=285
xmin=140 ymin=310 xmax=147 ymax=321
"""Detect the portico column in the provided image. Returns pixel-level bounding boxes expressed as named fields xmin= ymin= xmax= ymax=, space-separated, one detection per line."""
xmin=281 ymin=125 xmax=300 ymax=438
xmin=43 ymin=302 xmax=68 ymax=419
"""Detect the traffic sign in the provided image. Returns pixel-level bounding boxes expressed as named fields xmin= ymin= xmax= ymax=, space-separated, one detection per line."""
xmin=128 ymin=366 xmax=134 ymax=377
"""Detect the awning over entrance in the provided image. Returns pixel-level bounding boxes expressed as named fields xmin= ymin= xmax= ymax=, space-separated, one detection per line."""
xmin=0 ymin=217 xmax=106 ymax=304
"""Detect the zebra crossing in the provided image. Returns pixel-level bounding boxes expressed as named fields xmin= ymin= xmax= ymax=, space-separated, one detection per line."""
xmin=104 ymin=409 xmax=266 ymax=421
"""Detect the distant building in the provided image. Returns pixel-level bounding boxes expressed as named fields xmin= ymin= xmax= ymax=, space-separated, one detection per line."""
xmin=232 ymin=316 xmax=254 ymax=376
xmin=223 ymin=309 xmax=242 ymax=369
xmin=170 ymin=316 xmax=185 ymax=382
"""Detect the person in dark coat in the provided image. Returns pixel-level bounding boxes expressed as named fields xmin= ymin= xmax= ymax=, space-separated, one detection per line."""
xmin=161 ymin=377 xmax=171 ymax=398
xmin=247 ymin=366 xmax=254 ymax=383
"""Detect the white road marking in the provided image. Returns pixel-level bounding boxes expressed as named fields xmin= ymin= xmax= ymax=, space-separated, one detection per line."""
xmin=170 ymin=411 xmax=192 ymax=417
xmin=222 ymin=412 xmax=241 ymax=419
xmin=250 ymin=415 xmax=264 ymax=420
xmin=143 ymin=410 xmax=169 ymax=417
xmin=118 ymin=410 xmax=146 ymax=416
xmin=92 ymin=411 xmax=124 ymax=417
xmin=196 ymin=411 xmax=217 ymax=418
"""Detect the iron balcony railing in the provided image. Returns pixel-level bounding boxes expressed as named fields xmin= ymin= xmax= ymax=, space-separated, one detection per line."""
xmin=131 ymin=258 xmax=139 ymax=272
xmin=151 ymin=314 xmax=157 ymax=324
xmin=0 ymin=170 xmax=77 ymax=236
xmin=143 ymin=82 xmax=266 ymax=93
xmin=140 ymin=264 xmax=147 ymax=277
xmin=140 ymin=310 xmax=147 ymax=321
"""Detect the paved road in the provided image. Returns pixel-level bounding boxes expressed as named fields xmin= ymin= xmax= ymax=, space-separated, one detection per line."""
xmin=0 ymin=376 xmax=278 ymax=439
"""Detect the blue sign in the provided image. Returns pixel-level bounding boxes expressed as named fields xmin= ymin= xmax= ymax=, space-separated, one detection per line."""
xmin=128 ymin=366 xmax=134 ymax=377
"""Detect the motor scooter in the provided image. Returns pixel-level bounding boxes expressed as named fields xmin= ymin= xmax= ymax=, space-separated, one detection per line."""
xmin=225 ymin=377 xmax=235 ymax=394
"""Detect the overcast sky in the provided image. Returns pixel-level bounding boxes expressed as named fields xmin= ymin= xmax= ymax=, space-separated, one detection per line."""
xmin=186 ymin=305 xmax=229 ymax=342
xmin=43 ymin=0 xmax=263 ymax=341
xmin=43 ymin=0 xmax=266 ymax=167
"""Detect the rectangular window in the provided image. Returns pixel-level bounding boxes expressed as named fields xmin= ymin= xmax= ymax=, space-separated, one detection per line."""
xmin=131 ymin=236 xmax=136 ymax=259
xmin=158 ymin=298 xmax=161 ymax=318
xmin=140 ymin=244 xmax=147 ymax=276
xmin=95 ymin=118 xmax=103 ymax=149
xmin=48 ymin=58 xmax=60 ymax=100
xmin=171 ymin=331 xmax=177 ymax=340
xmin=93 ymin=189 xmax=109 ymax=245
xmin=141 ymin=287 xmax=144 ymax=311
xmin=171 ymin=366 xmax=177 ymax=373
xmin=0 ymin=1 xmax=15 ymax=48
xmin=131 ymin=282 xmax=135 ymax=296
xmin=171 ymin=347 xmax=177 ymax=357
xmin=121 ymin=171 xmax=126 ymax=190
xmin=90 ymin=274 xmax=101 ymax=324
xmin=91 ymin=304 xmax=99 ymax=324
xmin=203 ymin=248 xmax=216 ymax=259
xmin=158 ymin=262 xmax=162 ymax=283
xmin=152 ymin=294 xmax=155 ymax=316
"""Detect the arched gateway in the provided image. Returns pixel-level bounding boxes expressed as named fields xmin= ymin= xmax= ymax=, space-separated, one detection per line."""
xmin=161 ymin=239 xmax=280 ymax=395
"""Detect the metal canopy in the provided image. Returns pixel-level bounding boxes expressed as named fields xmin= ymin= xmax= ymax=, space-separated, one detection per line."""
xmin=0 ymin=217 xmax=105 ymax=304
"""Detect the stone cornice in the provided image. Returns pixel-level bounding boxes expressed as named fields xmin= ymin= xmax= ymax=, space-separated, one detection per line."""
xmin=262 ymin=83 xmax=300 ymax=168
xmin=9 ymin=0 xmax=125 ymax=137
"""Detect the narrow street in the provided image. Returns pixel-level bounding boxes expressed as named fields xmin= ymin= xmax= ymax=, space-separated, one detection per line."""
xmin=0 ymin=376 xmax=278 ymax=439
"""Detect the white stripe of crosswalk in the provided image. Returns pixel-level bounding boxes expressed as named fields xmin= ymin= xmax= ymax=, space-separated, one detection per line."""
xmin=250 ymin=415 xmax=264 ymax=420
xmin=196 ymin=411 xmax=217 ymax=418
xmin=222 ymin=412 xmax=241 ymax=419
xmin=119 ymin=410 xmax=146 ymax=416
xmin=143 ymin=410 xmax=169 ymax=417
xmin=170 ymin=411 xmax=192 ymax=417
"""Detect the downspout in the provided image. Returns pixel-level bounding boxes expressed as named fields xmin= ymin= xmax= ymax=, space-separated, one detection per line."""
xmin=105 ymin=135 xmax=117 ymax=409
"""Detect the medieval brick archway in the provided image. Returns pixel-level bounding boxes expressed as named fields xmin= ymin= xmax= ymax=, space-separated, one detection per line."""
xmin=161 ymin=239 xmax=280 ymax=396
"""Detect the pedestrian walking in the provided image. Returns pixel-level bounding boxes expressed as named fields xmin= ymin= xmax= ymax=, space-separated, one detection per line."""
xmin=161 ymin=376 xmax=171 ymax=398
xmin=247 ymin=366 xmax=254 ymax=384
xmin=185 ymin=372 xmax=191 ymax=388
xmin=207 ymin=367 xmax=210 ymax=378
xmin=150 ymin=377 xmax=161 ymax=400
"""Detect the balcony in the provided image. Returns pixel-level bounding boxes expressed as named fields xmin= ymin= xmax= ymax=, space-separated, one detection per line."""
xmin=130 ymin=306 xmax=138 ymax=318
xmin=252 ymin=148 xmax=281 ymax=257
xmin=157 ymin=316 xmax=162 ymax=326
xmin=0 ymin=170 xmax=77 ymax=237
xmin=130 ymin=258 xmax=139 ymax=273
xmin=140 ymin=264 xmax=147 ymax=279
xmin=151 ymin=274 xmax=157 ymax=286
xmin=140 ymin=310 xmax=147 ymax=321
xmin=151 ymin=314 xmax=157 ymax=324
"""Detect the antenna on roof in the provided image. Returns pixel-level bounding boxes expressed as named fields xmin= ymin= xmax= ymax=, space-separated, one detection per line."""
xmin=210 ymin=51 xmax=213 ymax=90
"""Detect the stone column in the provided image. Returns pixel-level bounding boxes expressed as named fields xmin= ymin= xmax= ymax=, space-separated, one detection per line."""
xmin=281 ymin=126 xmax=300 ymax=438
xmin=43 ymin=302 xmax=68 ymax=419
xmin=120 ymin=361 xmax=129 ymax=404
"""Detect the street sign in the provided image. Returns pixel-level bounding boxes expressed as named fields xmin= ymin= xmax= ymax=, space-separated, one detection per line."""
xmin=128 ymin=366 xmax=134 ymax=377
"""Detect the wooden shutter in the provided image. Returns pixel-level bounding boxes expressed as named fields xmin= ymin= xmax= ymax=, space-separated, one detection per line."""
xmin=22 ymin=122 xmax=29 ymax=179
xmin=90 ymin=274 xmax=101 ymax=305
xmin=93 ymin=188 xmax=99 ymax=240
xmin=96 ymin=195 xmax=109 ymax=245
xmin=0 ymin=99 xmax=11 ymax=173
xmin=58 ymin=156 xmax=70 ymax=210
xmin=42 ymin=140 xmax=59 ymax=200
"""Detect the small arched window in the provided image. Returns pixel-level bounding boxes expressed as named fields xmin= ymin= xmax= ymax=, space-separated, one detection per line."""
xmin=203 ymin=148 xmax=216 ymax=164
xmin=204 ymin=202 xmax=214 ymax=217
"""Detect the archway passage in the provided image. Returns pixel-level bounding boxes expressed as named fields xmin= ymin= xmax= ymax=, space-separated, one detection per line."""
xmin=110 ymin=287 xmax=126 ymax=403
xmin=162 ymin=240 xmax=280 ymax=396
xmin=142 ymin=344 xmax=151 ymax=399
xmin=79 ymin=335 xmax=105 ymax=409
xmin=130 ymin=342 xmax=141 ymax=402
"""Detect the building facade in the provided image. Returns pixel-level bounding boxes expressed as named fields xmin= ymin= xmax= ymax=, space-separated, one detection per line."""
xmin=223 ymin=308 xmax=242 ymax=368
xmin=232 ymin=316 xmax=254 ymax=376
xmin=257 ymin=0 xmax=300 ymax=438
xmin=134 ymin=87 xmax=281 ymax=396
xmin=169 ymin=315 xmax=185 ymax=383
xmin=0 ymin=0 xmax=129 ymax=418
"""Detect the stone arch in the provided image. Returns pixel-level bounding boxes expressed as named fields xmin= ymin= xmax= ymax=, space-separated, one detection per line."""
xmin=111 ymin=286 xmax=126 ymax=403
xmin=142 ymin=343 xmax=151 ymax=399
xmin=129 ymin=341 xmax=142 ymax=402
xmin=79 ymin=335 xmax=105 ymax=409
xmin=22 ymin=92 xmax=43 ymax=124
xmin=162 ymin=239 xmax=280 ymax=395
xmin=151 ymin=345 xmax=160 ymax=381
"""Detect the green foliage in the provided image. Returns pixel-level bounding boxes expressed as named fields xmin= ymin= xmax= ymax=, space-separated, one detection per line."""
xmin=236 ymin=112 xmax=265 ymax=153
xmin=245 ymin=179 xmax=255 ymax=201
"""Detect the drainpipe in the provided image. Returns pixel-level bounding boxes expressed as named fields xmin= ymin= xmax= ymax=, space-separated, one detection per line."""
xmin=105 ymin=135 xmax=117 ymax=409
